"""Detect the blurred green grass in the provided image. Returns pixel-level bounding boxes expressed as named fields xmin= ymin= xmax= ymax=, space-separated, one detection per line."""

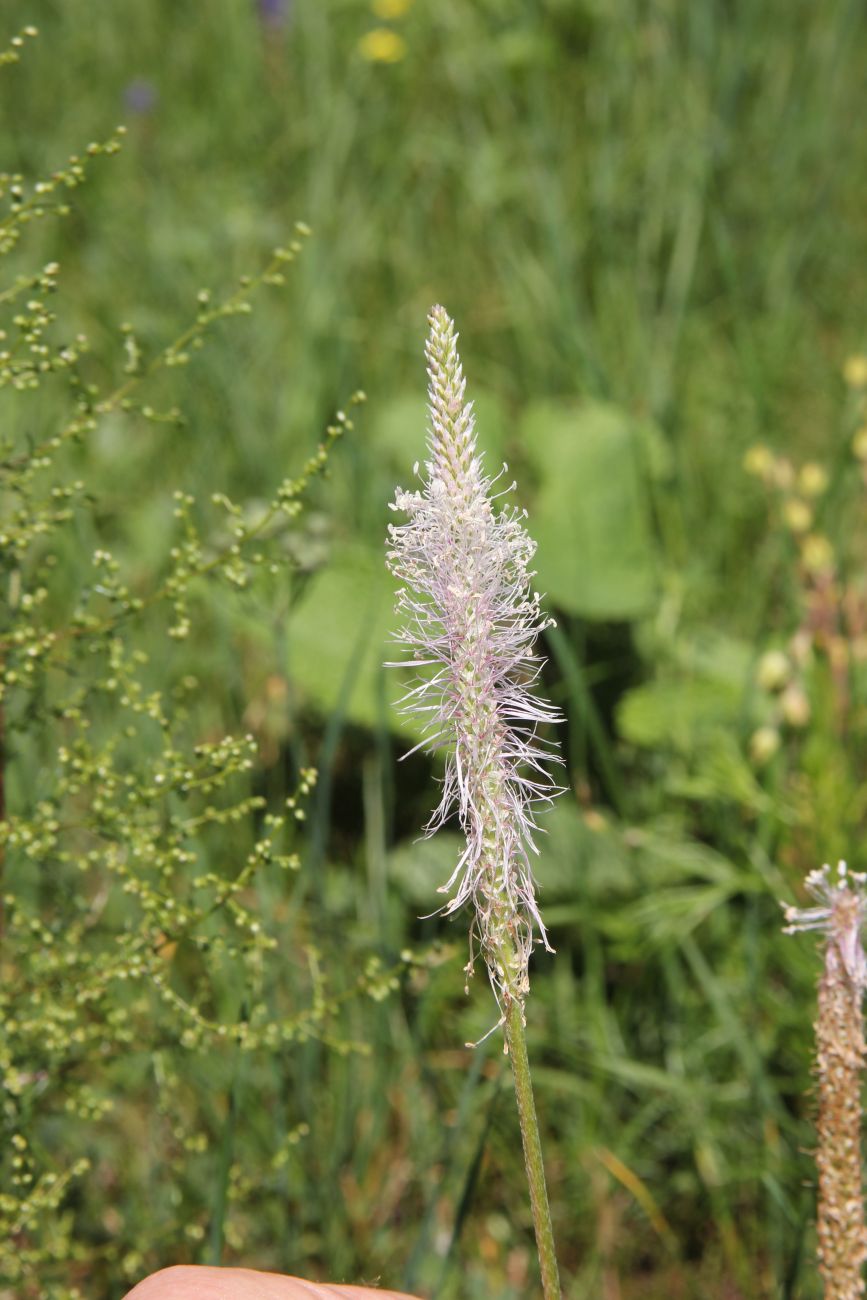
xmin=5 ymin=0 xmax=867 ymax=1296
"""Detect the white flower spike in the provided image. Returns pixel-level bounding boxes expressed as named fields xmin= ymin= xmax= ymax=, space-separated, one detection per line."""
xmin=386 ymin=306 xmax=561 ymax=1007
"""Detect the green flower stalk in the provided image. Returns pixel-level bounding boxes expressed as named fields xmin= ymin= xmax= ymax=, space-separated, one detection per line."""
xmin=784 ymin=861 xmax=867 ymax=1298
xmin=387 ymin=306 xmax=562 ymax=1298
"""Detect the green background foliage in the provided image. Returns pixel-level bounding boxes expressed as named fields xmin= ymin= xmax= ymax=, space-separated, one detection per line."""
xmin=3 ymin=1 xmax=867 ymax=1296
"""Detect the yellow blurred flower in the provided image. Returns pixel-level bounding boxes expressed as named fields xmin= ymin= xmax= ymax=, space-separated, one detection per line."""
xmin=756 ymin=649 xmax=790 ymax=692
xmin=853 ymin=426 xmax=867 ymax=460
xmin=798 ymin=462 xmax=829 ymax=498
xmin=783 ymin=498 xmax=812 ymax=534
xmin=583 ymin=808 xmax=608 ymax=833
xmin=780 ymin=683 xmax=810 ymax=728
xmin=359 ymin=27 xmax=407 ymax=61
xmin=801 ymin=533 xmax=834 ymax=574
xmin=372 ymin=0 xmax=413 ymax=16
xmin=749 ymin=726 xmax=781 ymax=766
xmin=743 ymin=444 xmax=773 ymax=478
xmin=844 ymin=355 xmax=867 ymax=387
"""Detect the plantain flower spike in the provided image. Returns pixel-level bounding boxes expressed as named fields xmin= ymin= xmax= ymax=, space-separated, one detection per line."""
xmin=784 ymin=861 xmax=867 ymax=1298
xmin=386 ymin=305 xmax=561 ymax=1013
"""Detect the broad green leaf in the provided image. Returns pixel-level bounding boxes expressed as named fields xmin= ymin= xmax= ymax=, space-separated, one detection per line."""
xmin=533 ymin=799 xmax=634 ymax=900
xmin=668 ymin=629 xmax=754 ymax=685
xmin=388 ymin=832 xmax=465 ymax=908
xmin=519 ymin=400 xmax=657 ymax=619
xmin=616 ymin=622 xmax=774 ymax=813
xmin=285 ymin=542 xmax=421 ymax=737
xmin=617 ymin=679 xmax=743 ymax=751
xmin=618 ymin=675 xmax=771 ymax=811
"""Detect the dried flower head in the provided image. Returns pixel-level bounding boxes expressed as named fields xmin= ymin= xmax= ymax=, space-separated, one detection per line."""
xmin=784 ymin=861 xmax=867 ymax=1296
xmin=386 ymin=306 xmax=560 ymax=1008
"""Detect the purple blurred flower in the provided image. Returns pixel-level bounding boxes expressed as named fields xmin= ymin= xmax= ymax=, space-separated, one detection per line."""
xmin=124 ymin=79 xmax=157 ymax=115
xmin=257 ymin=0 xmax=293 ymax=28
xmin=386 ymin=306 xmax=561 ymax=1007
